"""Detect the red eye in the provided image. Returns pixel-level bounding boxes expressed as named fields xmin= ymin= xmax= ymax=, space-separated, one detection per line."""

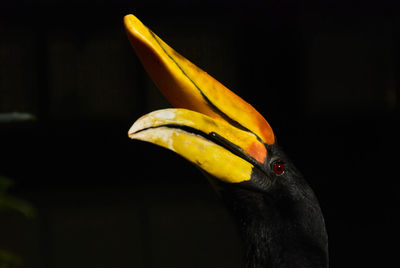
xmin=273 ymin=162 xmax=285 ymax=175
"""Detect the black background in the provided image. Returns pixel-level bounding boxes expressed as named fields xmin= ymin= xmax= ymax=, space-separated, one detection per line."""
xmin=1 ymin=1 xmax=399 ymax=267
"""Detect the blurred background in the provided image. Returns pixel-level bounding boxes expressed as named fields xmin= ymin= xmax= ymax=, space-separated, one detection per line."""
xmin=1 ymin=0 xmax=399 ymax=267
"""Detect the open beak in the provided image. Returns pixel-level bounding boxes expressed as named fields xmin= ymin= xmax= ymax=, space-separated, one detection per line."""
xmin=125 ymin=14 xmax=275 ymax=183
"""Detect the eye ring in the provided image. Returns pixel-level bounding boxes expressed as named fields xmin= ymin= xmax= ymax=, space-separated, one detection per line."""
xmin=272 ymin=161 xmax=285 ymax=175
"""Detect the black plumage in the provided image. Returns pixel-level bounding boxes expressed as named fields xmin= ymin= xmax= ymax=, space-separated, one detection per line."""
xmin=213 ymin=145 xmax=329 ymax=268
xmin=213 ymin=144 xmax=328 ymax=268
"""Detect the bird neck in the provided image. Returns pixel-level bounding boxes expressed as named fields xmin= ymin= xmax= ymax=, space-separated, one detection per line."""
xmin=220 ymin=187 xmax=329 ymax=268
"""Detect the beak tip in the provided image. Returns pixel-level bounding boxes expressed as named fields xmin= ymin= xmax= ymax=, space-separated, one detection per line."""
xmin=128 ymin=109 xmax=179 ymax=139
xmin=128 ymin=122 xmax=141 ymax=139
xmin=127 ymin=130 xmax=135 ymax=139
xmin=124 ymin=14 xmax=144 ymax=36
xmin=123 ymin=14 xmax=135 ymax=24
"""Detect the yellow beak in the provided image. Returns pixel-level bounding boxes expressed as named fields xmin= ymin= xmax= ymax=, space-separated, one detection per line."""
xmin=125 ymin=14 xmax=275 ymax=183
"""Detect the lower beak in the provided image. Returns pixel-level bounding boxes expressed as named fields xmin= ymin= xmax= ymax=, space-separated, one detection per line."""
xmin=129 ymin=109 xmax=266 ymax=183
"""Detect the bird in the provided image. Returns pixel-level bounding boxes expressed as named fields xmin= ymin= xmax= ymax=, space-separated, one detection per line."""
xmin=124 ymin=14 xmax=329 ymax=268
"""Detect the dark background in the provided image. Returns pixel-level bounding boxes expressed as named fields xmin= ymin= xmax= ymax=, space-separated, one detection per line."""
xmin=1 ymin=1 xmax=399 ymax=267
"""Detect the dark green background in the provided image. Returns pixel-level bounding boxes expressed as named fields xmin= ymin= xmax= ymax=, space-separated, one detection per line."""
xmin=1 ymin=1 xmax=399 ymax=267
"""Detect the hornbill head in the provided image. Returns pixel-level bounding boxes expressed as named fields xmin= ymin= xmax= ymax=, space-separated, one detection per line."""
xmin=125 ymin=14 xmax=328 ymax=268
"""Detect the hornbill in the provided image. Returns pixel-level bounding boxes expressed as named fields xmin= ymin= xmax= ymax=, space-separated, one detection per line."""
xmin=124 ymin=14 xmax=328 ymax=268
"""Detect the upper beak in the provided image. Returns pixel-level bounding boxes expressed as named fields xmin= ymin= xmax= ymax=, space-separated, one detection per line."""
xmin=125 ymin=14 xmax=275 ymax=183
